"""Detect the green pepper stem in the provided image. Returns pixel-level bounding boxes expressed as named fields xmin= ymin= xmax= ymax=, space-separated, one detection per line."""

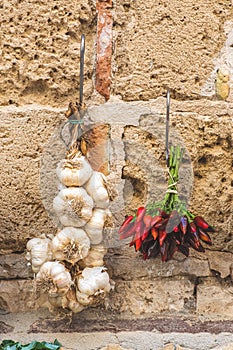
xmin=146 ymin=145 xmax=195 ymax=219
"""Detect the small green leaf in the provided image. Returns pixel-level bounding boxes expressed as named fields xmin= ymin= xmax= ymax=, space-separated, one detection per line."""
xmin=0 ymin=340 xmax=62 ymax=350
xmin=21 ymin=341 xmax=37 ymax=350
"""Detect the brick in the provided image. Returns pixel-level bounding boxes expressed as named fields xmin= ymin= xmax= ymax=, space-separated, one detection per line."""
xmin=96 ymin=9 xmax=113 ymax=100
xmin=96 ymin=0 xmax=113 ymax=11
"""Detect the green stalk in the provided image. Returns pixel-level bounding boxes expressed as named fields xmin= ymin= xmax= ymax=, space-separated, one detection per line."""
xmin=146 ymin=145 xmax=187 ymax=217
xmin=162 ymin=145 xmax=182 ymax=212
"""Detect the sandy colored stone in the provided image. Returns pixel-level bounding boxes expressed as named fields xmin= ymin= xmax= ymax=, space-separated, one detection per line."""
xmin=162 ymin=345 xmax=191 ymax=350
xmin=114 ymin=0 xmax=232 ymax=101
xmin=196 ymin=278 xmax=233 ymax=318
xmin=106 ymin=252 xmax=210 ymax=280
xmin=0 ymin=253 xmax=32 ymax=279
xmin=0 ymin=105 xmax=63 ymax=253
xmin=100 ymin=345 xmax=132 ymax=350
xmin=0 ymin=279 xmax=48 ymax=313
xmin=212 ymin=344 xmax=233 ymax=350
xmin=0 ymin=0 xmax=96 ymax=107
xmin=108 ymin=278 xmax=194 ymax=316
xmin=205 ymin=250 xmax=233 ymax=278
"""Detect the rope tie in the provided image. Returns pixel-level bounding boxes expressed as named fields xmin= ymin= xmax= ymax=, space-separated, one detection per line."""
xmin=166 ymin=189 xmax=178 ymax=194
xmin=166 ymin=170 xmax=178 ymax=194
xmin=66 ymin=119 xmax=84 ymax=125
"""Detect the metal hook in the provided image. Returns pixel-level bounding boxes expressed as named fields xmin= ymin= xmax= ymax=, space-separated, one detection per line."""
xmin=60 ymin=34 xmax=86 ymax=149
xmin=79 ymin=34 xmax=85 ymax=108
xmin=165 ymin=89 xmax=170 ymax=167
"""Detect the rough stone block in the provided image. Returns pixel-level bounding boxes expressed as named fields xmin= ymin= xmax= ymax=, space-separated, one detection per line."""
xmin=114 ymin=0 xmax=232 ymax=101
xmin=0 ymin=253 xmax=32 ymax=279
xmin=0 ymin=0 xmax=96 ymax=106
xmin=205 ymin=250 xmax=233 ymax=278
xmin=196 ymin=278 xmax=233 ymax=318
xmin=107 ymin=278 xmax=194 ymax=316
xmin=0 ymin=279 xmax=48 ymax=313
xmin=106 ymin=252 xmax=210 ymax=280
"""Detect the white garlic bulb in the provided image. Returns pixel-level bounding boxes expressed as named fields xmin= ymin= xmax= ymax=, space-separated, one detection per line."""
xmin=56 ymin=154 xmax=92 ymax=187
xmin=36 ymin=261 xmax=73 ymax=297
xmin=76 ymin=267 xmax=111 ymax=306
xmin=85 ymin=171 xmax=109 ymax=209
xmin=85 ymin=208 xmax=109 ymax=245
xmin=26 ymin=236 xmax=53 ymax=273
xmin=52 ymin=227 xmax=90 ymax=264
xmin=53 ymin=187 xmax=93 ymax=227
xmin=79 ymin=244 xmax=107 ymax=268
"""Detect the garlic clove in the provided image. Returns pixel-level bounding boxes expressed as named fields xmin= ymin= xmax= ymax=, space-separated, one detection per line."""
xmin=75 ymin=290 xmax=91 ymax=306
xmin=53 ymin=187 xmax=94 ymax=227
xmin=85 ymin=171 xmax=109 ymax=209
xmin=79 ymin=244 xmax=107 ymax=269
xmin=52 ymin=227 xmax=90 ymax=264
xmin=84 ymin=208 xmax=108 ymax=245
xmin=56 ymin=154 xmax=93 ymax=187
xmin=65 ymin=290 xmax=84 ymax=312
xmin=26 ymin=237 xmax=53 ymax=273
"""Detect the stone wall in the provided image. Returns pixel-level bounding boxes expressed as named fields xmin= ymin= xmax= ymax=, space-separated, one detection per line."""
xmin=0 ymin=0 xmax=233 ymax=325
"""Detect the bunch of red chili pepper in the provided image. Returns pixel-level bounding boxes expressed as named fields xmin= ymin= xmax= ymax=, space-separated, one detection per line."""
xmin=118 ymin=145 xmax=214 ymax=261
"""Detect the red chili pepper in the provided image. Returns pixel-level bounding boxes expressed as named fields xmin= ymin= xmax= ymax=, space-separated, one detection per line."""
xmin=175 ymin=230 xmax=184 ymax=245
xmin=118 ymin=215 xmax=134 ymax=234
xmin=151 ymin=227 xmax=159 ymax=240
xmin=147 ymin=240 xmax=160 ymax=258
xmin=167 ymin=238 xmax=178 ymax=261
xmin=189 ymin=238 xmax=205 ymax=253
xmin=130 ymin=221 xmax=143 ymax=250
xmin=155 ymin=218 xmax=168 ymax=229
xmin=158 ymin=209 xmax=169 ymax=218
xmin=178 ymin=244 xmax=189 ymax=257
xmin=198 ymin=228 xmax=212 ymax=245
xmin=141 ymin=216 xmax=152 ymax=240
xmin=192 ymin=231 xmax=199 ymax=244
xmin=143 ymin=215 xmax=152 ymax=227
xmin=136 ymin=207 xmax=146 ymax=223
xmin=159 ymin=229 xmax=167 ymax=246
xmin=194 ymin=216 xmax=209 ymax=230
xmin=189 ymin=222 xmax=197 ymax=233
xmin=160 ymin=240 xmax=169 ymax=262
xmin=173 ymin=226 xmax=179 ymax=233
xmin=141 ymin=228 xmax=150 ymax=241
xmin=151 ymin=215 xmax=162 ymax=227
xmin=180 ymin=216 xmax=188 ymax=234
xmin=135 ymin=238 xmax=142 ymax=251
xmin=119 ymin=222 xmax=136 ymax=240
xmin=166 ymin=210 xmax=180 ymax=233
xmin=143 ymin=253 xmax=148 ymax=260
